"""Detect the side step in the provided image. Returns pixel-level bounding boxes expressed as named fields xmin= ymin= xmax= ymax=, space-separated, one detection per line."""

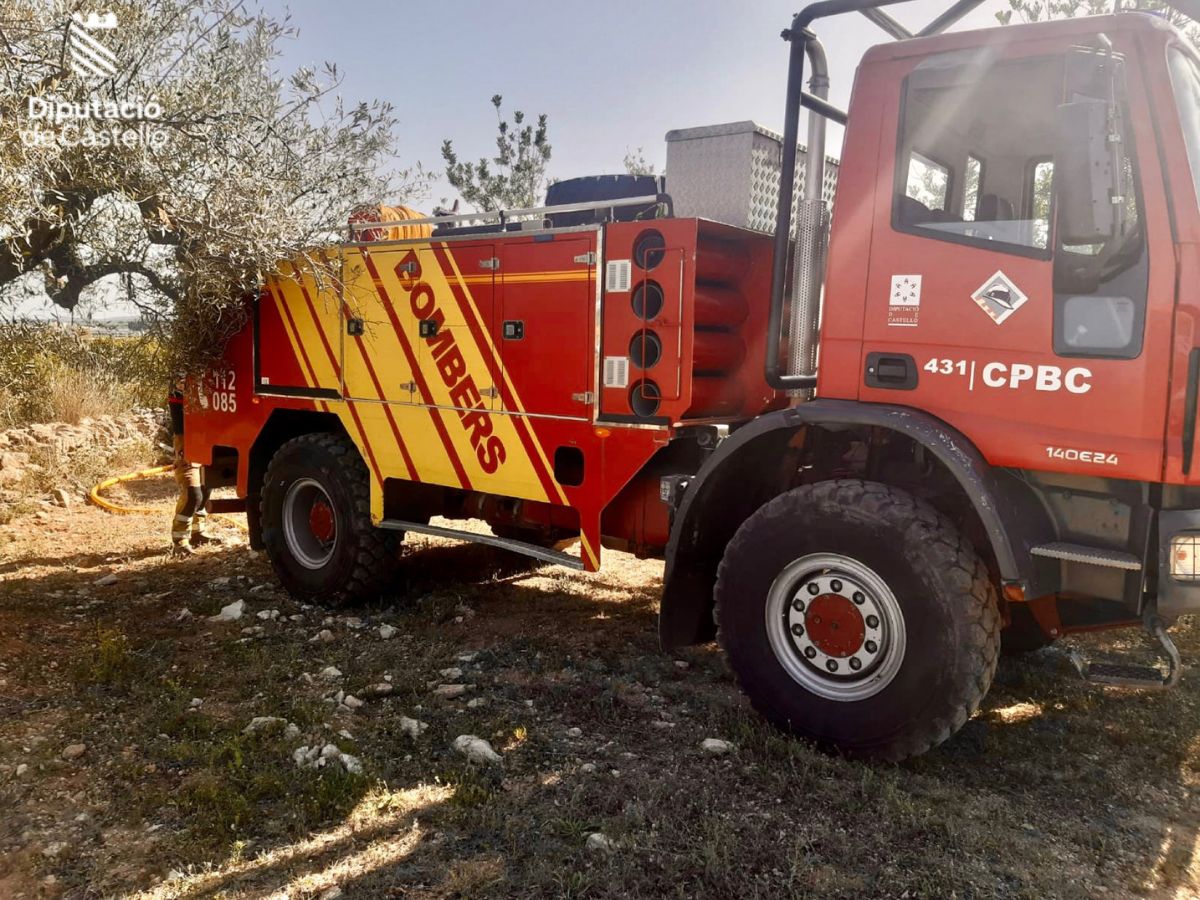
xmin=377 ymin=518 xmax=585 ymax=571
xmin=1031 ymin=542 xmax=1142 ymax=571
xmin=1070 ymin=615 xmax=1182 ymax=689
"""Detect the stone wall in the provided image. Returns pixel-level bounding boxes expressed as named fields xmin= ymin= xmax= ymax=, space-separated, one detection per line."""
xmin=0 ymin=409 xmax=164 ymax=487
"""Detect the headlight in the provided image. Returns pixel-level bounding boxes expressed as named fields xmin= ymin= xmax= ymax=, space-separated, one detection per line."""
xmin=1170 ymin=533 xmax=1200 ymax=580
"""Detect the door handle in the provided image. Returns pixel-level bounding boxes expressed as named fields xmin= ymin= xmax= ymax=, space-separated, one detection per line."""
xmin=865 ymin=352 xmax=917 ymax=390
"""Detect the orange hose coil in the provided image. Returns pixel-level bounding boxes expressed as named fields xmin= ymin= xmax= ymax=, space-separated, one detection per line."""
xmin=350 ymin=204 xmax=433 ymax=241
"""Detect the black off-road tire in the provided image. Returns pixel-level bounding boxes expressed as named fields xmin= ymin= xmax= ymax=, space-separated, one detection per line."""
xmin=261 ymin=432 xmax=399 ymax=607
xmin=1001 ymin=604 xmax=1057 ymax=655
xmin=715 ymin=479 xmax=1000 ymax=762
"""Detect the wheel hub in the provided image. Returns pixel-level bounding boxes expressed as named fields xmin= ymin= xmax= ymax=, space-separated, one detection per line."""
xmin=282 ymin=477 xmax=338 ymax=570
xmin=803 ymin=593 xmax=865 ymax=658
xmin=767 ymin=553 xmax=907 ymax=701
xmin=308 ymin=500 xmax=335 ymax=543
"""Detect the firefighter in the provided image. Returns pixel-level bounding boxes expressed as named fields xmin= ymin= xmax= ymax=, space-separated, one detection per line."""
xmin=168 ymin=379 xmax=217 ymax=555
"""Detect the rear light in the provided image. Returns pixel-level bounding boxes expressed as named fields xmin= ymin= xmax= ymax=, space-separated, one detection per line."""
xmin=1169 ymin=533 xmax=1200 ymax=580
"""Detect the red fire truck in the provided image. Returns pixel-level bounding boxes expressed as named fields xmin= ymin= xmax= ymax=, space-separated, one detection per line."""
xmin=185 ymin=0 xmax=1200 ymax=759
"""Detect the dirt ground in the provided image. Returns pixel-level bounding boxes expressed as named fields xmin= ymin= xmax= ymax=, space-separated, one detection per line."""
xmin=1 ymin=473 xmax=1199 ymax=899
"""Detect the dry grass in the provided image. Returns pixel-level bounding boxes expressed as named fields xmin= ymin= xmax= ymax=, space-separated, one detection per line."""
xmin=0 ymin=485 xmax=1198 ymax=898
xmin=39 ymin=364 xmax=137 ymax=426
xmin=0 ymin=321 xmax=166 ymax=429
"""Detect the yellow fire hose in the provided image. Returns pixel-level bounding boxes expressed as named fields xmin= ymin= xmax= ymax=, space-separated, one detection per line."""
xmin=89 ymin=464 xmax=248 ymax=531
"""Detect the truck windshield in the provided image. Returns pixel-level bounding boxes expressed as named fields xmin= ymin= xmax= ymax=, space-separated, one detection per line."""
xmin=1170 ymin=47 xmax=1200 ymax=214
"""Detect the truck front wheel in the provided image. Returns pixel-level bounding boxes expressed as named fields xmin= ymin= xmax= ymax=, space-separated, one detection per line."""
xmin=715 ymin=479 xmax=999 ymax=761
xmin=261 ymin=432 xmax=399 ymax=607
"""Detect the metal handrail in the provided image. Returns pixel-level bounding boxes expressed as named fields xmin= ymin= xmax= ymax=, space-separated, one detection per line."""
xmin=349 ymin=194 xmax=670 ymax=234
xmin=767 ymin=0 xmax=986 ymax=392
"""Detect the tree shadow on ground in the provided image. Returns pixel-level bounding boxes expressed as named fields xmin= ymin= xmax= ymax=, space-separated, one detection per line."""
xmin=2 ymin=522 xmax=1198 ymax=897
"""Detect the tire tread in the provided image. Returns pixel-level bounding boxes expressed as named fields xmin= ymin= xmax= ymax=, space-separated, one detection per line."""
xmin=715 ymin=479 xmax=1000 ymax=762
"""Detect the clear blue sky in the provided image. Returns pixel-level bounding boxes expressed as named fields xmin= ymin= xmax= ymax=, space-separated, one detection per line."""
xmin=269 ymin=0 xmax=1004 ymax=207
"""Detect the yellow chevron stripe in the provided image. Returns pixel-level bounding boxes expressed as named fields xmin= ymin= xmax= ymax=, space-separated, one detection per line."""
xmin=354 ymin=245 xmax=553 ymax=502
xmin=580 ymin=534 xmax=599 ymax=571
xmin=268 ymin=279 xmax=328 ymax=415
xmin=440 ymin=247 xmax=570 ymax=507
xmin=279 ymin=260 xmax=389 ymax=517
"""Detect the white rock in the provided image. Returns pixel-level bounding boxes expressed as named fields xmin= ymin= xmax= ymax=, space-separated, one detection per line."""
xmin=432 ymin=683 xmax=470 ymax=699
xmin=342 ymin=694 xmax=364 ymax=710
xmin=293 ymin=745 xmax=320 ymax=769
xmin=361 ymin=682 xmax=393 ymax=699
xmin=567 ymin=727 xmax=582 ymax=738
xmin=701 ymin=738 xmax=734 ymax=755
xmin=209 ymin=599 xmax=245 ymax=622
xmin=94 ymin=573 xmax=118 ymax=587
xmin=585 ymin=832 xmax=616 ymax=854
xmin=208 ymin=576 xmax=232 ymax=589
xmin=319 ymin=666 xmax=343 ymax=680
xmin=42 ymin=841 xmax=68 ymax=858
xmin=439 ymin=667 xmax=463 ymax=680
xmin=15 ymin=763 xmax=28 ymax=777
xmin=242 ymin=716 xmax=286 ymax=735
xmin=176 ymin=608 xmax=194 ymax=621
xmin=284 ymin=723 xmax=301 ymax=741
xmin=320 ymin=743 xmax=342 ymax=759
xmin=580 ymin=763 xmax=596 ymax=773
xmin=455 ymin=651 xmax=479 ymax=663
xmin=61 ymin=743 xmax=86 ymax=760
xmin=256 ymin=609 xmax=280 ymax=621
xmin=311 ymin=629 xmax=335 ymax=644
xmin=189 ymin=697 xmax=203 ymax=708
xmin=452 ymin=734 xmax=502 ymax=766
xmin=339 ymin=753 xmax=363 ymax=775
xmin=466 ymin=697 xmax=488 ymax=709
xmin=398 ymin=717 xmax=427 ymax=739
xmin=341 ymin=617 xmax=365 ymax=629
xmin=318 ymin=887 xmax=343 ymax=900
xmin=378 ymin=624 xmax=397 ymax=640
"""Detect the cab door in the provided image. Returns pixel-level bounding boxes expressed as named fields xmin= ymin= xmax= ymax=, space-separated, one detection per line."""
xmin=854 ymin=39 xmax=1172 ymax=484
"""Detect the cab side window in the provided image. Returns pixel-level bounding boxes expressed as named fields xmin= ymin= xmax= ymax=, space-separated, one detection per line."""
xmin=894 ymin=56 xmax=1063 ymax=256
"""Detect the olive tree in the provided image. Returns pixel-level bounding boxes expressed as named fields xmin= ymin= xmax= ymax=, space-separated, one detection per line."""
xmin=0 ymin=0 xmax=425 ymax=363
xmin=997 ymin=0 xmax=1198 ymax=43
xmin=441 ymin=94 xmax=552 ymax=211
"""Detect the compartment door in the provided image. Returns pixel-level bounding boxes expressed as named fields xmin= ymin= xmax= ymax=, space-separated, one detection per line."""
xmin=342 ymin=246 xmax=418 ymax=404
xmin=496 ymin=237 xmax=595 ymax=419
xmin=256 ymin=256 xmax=342 ymax=397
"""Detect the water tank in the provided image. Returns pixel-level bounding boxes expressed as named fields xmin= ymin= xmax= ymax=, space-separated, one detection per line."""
xmin=545 ymin=175 xmax=666 ymax=226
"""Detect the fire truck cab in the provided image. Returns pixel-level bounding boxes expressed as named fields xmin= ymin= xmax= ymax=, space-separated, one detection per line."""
xmin=185 ymin=1 xmax=1200 ymax=760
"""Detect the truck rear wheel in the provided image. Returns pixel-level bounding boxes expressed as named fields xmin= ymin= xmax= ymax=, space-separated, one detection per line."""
xmin=261 ymin=432 xmax=399 ymax=607
xmin=715 ymin=479 xmax=1000 ymax=761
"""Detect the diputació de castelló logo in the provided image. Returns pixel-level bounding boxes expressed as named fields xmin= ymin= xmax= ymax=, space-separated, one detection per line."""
xmin=18 ymin=9 xmax=169 ymax=150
